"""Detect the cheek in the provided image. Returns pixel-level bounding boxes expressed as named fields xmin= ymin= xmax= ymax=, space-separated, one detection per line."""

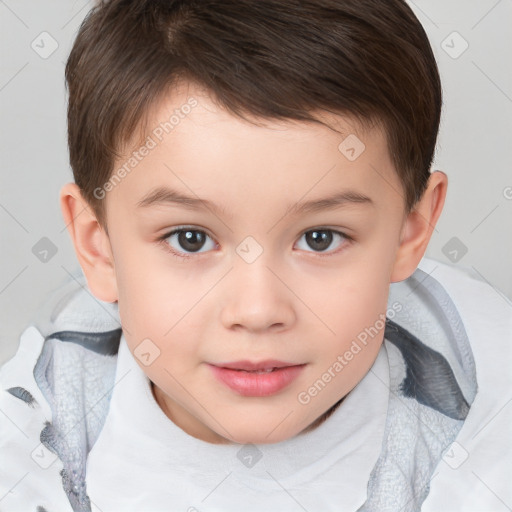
xmin=112 ymin=246 xmax=180 ymax=325
xmin=313 ymin=258 xmax=390 ymax=326
xmin=314 ymin=276 xmax=387 ymax=397
xmin=307 ymin=256 xmax=391 ymax=366
xmin=114 ymin=259 xmax=203 ymax=359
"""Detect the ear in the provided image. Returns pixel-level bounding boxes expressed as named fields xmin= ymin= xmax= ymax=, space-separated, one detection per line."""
xmin=391 ymin=170 xmax=448 ymax=282
xmin=59 ymin=182 xmax=118 ymax=302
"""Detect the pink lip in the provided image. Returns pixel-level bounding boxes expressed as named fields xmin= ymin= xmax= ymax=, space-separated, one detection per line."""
xmin=208 ymin=360 xmax=306 ymax=397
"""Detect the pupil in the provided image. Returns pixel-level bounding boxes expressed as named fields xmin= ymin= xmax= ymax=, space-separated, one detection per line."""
xmin=306 ymin=230 xmax=332 ymax=251
xmin=179 ymin=230 xmax=205 ymax=252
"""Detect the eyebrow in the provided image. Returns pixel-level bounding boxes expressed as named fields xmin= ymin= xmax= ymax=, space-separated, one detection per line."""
xmin=136 ymin=186 xmax=374 ymax=217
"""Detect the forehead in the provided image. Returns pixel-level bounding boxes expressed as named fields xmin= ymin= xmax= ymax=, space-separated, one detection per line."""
xmin=108 ymin=81 xmax=404 ymax=217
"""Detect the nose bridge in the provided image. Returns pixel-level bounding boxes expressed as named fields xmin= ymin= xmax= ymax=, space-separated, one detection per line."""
xmin=220 ymin=243 xmax=296 ymax=332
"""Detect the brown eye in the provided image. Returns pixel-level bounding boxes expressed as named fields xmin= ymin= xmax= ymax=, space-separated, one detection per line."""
xmin=162 ymin=228 xmax=216 ymax=255
xmin=176 ymin=230 xmax=207 ymax=252
xmin=296 ymin=229 xmax=348 ymax=254
xmin=305 ymin=230 xmax=333 ymax=251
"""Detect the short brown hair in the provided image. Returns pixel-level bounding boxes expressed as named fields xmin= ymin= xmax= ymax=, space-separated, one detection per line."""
xmin=65 ymin=0 xmax=442 ymax=229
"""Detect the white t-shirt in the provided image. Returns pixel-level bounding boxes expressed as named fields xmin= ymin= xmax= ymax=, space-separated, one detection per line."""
xmin=85 ymin=330 xmax=390 ymax=512
xmin=1 ymin=257 xmax=511 ymax=512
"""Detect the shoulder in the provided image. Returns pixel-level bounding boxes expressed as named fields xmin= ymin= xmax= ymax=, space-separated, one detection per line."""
xmin=418 ymin=257 xmax=512 ymax=511
xmin=0 ymin=273 xmax=122 ymax=511
xmin=0 ymin=326 xmax=73 ymax=511
xmin=418 ymin=256 xmax=512 ymax=324
xmin=0 ymin=326 xmax=50 ymax=420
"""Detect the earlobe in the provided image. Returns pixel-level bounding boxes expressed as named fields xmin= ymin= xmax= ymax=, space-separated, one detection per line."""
xmin=59 ymin=183 xmax=118 ymax=303
xmin=391 ymin=171 xmax=448 ymax=283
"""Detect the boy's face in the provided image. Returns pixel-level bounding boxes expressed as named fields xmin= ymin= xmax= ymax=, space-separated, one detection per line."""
xmin=96 ymin=82 xmax=410 ymax=444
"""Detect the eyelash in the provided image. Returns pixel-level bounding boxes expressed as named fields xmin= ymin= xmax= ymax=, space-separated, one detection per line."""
xmin=157 ymin=226 xmax=353 ymax=261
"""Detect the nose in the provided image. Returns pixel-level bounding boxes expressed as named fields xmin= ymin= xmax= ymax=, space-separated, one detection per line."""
xmin=220 ymin=256 xmax=297 ymax=333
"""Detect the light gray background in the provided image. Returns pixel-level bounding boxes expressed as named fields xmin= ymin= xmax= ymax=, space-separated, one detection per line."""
xmin=1 ymin=0 xmax=511 ymax=365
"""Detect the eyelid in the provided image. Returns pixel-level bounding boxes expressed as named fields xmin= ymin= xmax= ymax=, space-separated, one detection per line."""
xmin=157 ymin=225 xmax=215 ymax=241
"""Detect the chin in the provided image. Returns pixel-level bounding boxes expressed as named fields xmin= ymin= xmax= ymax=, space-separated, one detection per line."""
xmin=218 ymin=421 xmax=301 ymax=445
